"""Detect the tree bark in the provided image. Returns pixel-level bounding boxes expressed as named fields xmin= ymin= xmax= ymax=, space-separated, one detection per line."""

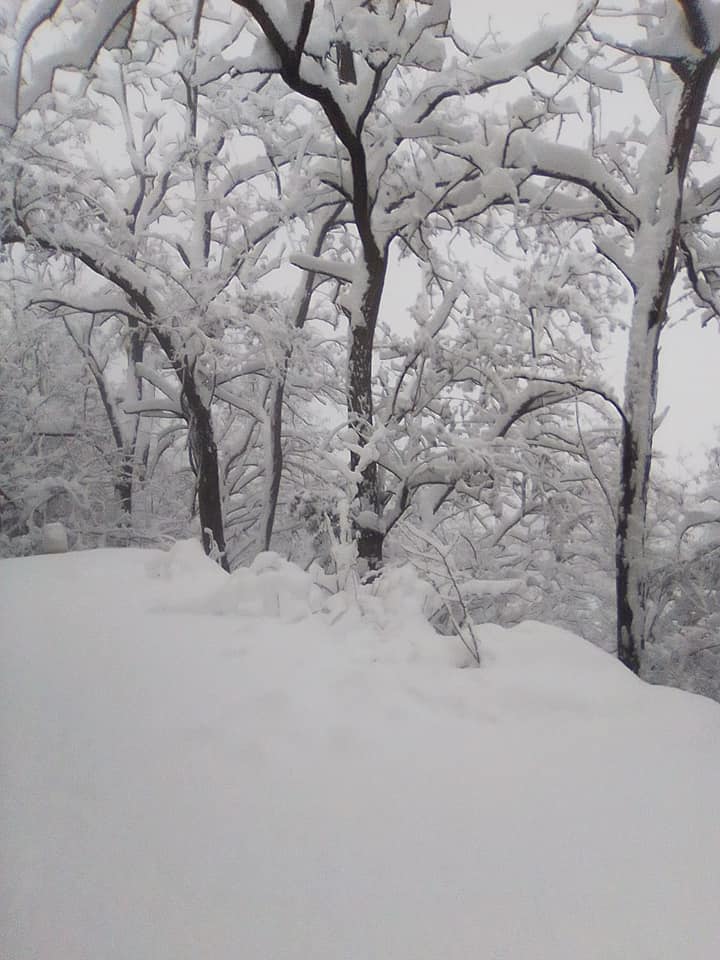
xmin=348 ymin=321 xmax=383 ymax=568
xmin=616 ymin=322 xmax=661 ymax=673
xmin=181 ymin=373 xmax=230 ymax=572
xmin=261 ymin=377 xmax=284 ymax=552
xmin=348 ymin=253 xmax=388 ymax=572
xmin=113 ymin=321 xmax=146 ymax=518
xmin=114 ymin=457 xmax=134 ymax=516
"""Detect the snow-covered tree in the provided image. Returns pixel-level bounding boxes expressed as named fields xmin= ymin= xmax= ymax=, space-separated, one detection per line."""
xmin=438 ymin=1 xmax=720 ymax=671
xmin=219 ymin=0 xmax=595 ymax=571
xmin=0 ymin=2 xmax=303 ymax=568
xmin=376 ymin=236 xmax=620 ymax=646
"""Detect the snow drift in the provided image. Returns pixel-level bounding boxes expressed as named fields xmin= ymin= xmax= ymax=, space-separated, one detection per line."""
xmin=2 ymin=543 xmax=720 ymax=959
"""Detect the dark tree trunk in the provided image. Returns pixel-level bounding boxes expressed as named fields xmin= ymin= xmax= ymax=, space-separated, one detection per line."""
xmin=348 ymin=253 xmax=387 ymax=572
xmin=261 ymin=377 xmax=284 ymax=552
xmin=181 ymin=374 xmax=230 ymax=572
xmin=114 ymin=457 xmax=134 ymax=516
xmin=616 ymin=453 xmax=641 ymax=674
xmin=113 ymin=321 xmax=146 ymax=518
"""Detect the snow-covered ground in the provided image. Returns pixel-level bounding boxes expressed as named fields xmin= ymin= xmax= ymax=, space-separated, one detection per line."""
xmin=2 ymin=544 xmax=720 ymax=960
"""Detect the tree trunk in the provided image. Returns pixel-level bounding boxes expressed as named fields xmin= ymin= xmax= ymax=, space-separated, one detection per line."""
xmin=615 ymin=322 xmax=661 ymax=673
xmin=261 ymin=377 xmax=284 ymax=552
xmin=113 ymin=322 xmax=146 ymax=519
xmin=181 ymin=374 xmax=230 ymax=572
xmin=348 ymin=253 xmax=387 ymax=572
xmin=114 ymin=456 xmax=134 ymax=516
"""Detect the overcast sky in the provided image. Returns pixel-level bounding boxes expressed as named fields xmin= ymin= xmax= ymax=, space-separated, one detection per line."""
xmin=451 ymin=0 xmax=578 ymax=38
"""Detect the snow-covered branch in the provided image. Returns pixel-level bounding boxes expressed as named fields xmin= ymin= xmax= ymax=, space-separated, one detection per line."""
xmin=1 ymin=0 xmax=137 ymax=130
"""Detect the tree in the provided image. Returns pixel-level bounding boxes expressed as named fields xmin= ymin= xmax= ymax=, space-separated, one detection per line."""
xmin=435 ymin=1 xmax=720 ymax=671
xmin=371 ymin=229 xmax=620 ymax=644
xmin=1 ymin=2 xmax=300 ymax=568
xmin=0 ymin=285 xmax=132 ymax=548
xmin=222 ymin=0 xmax=593 ymax=571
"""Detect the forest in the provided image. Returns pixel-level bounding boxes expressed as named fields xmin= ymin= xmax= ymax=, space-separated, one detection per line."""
xmin=2 ymin=0 xmax=720 ymax=698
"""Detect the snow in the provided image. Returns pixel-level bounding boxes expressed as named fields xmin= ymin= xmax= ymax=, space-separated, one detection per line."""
xmin=6 ymin=0 xmax=137 ymax=126
xmin=39 ymin=521 xmax=68 ymax=553
xmin=3 ymin=544 xmax=720 ymax=959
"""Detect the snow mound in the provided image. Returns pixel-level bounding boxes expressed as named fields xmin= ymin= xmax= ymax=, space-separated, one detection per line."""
xmin=185 ymin=550 xmax=325 ymax=622
xmin=145 ymin=537 xmax=227 ymax=604
xmin=320 ymin=562 xmax=460 ymax=667
xmin=166 ymin=544 xmax=457 ymax=666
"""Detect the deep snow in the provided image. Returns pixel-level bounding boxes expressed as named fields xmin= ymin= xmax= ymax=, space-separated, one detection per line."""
xmin=2 ymin=544 xmax=720 ymax=959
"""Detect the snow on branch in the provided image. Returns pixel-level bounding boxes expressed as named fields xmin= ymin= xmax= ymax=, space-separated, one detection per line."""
xmin=415 ymin=1 xmax=599 ymax=123
xmin=489 ymin=382 xmax=580 ymax=440
xmin=512 ymin=136 xmax=640 ymax=235
xmin=24 ymin=289 xmax=144 ymax=322
xmin=122 ymin=398 xmax=184 ymax=418
xmin=4 ymin=211 xmax=160 ymax=321
xmin=289 ymin=252 xmax=355 ymax=283
xmin=1 ymin=0 xmax=137 ymax=130
xmin=589 ymin=4 xmax=700 ymax=64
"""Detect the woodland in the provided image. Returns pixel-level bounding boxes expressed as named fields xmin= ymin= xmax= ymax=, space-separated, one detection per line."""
xmin=2 ymin=0 xmax=720 ymax=697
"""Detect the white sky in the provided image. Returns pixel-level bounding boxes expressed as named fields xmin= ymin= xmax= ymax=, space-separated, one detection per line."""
xmin=451 ymin=0 xmax=579 ymax=38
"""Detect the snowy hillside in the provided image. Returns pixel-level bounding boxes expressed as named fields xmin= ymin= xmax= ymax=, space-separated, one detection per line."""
xmin=2 ymin=545 xmax=720 ymax=960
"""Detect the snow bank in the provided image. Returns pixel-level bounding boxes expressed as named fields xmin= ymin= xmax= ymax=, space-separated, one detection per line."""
xmin=180 ymin=550 xmax=326 ymax=622
xmin=167 ymin=544 xmax=458 ymax=666
xmin=2 ymin=546 xmax=720 ymax=960
xmin=146 ymin=537 xmax=228 ymax=602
